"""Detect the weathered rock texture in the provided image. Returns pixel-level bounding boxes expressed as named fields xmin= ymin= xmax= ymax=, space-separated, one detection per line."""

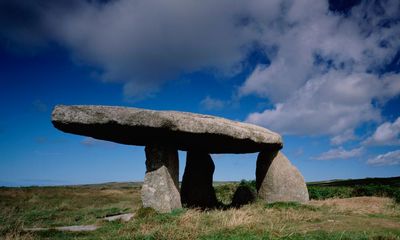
xmin=180 ymin=151 xmax=219 ymax=209
xmin=52 ymin=105 xmax=282 ymax=153
xmin=145 ymin=145 xmax=179 ymax=188
xmin=256 ymin=151 xmax=309 ymax=203
xmin=141 ymin=146 xmax=181 ymax=213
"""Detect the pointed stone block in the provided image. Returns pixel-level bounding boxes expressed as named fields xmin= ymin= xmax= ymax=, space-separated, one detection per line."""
xmin=142 ymin=166 xmax=182 ymax=213
xmin=141 ymin=145 xmax=181 ymax=213
xmin=256 ymin=151 xmax=309 ymax=203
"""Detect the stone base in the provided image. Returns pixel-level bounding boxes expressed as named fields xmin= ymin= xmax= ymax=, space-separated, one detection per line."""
xmin=141 ymin=145 xmax=181 ymax=213
xmin=180 ymin=151 xmax=218 ymax=209
xmin=141 ymin=166 xmax=182 ymax=213
xmin=256 ymin=151 xmax=309 ymax=203
xmin=145 ymin=145 xmax=179 ymax=188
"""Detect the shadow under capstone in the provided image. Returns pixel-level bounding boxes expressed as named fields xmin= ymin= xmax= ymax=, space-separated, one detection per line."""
xmin=181 ymin=151 xmax=257 ymax=210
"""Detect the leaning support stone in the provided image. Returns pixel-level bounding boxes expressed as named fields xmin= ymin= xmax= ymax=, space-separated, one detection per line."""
xmin=256 ymin=151 xmax=309 ymax=203
xmin=181 ymin=151 xmax=218 ymax=209
xmin=141 ymin=145 xmax=181 ymax=213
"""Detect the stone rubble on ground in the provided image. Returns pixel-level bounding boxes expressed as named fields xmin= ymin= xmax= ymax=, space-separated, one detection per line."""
xmin=23 ymin=213 xmax=135 ymax=232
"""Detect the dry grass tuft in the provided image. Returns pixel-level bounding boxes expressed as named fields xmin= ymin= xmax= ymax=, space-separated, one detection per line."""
xmin=178 ymin=209 xmax=202 ymax=230
xmin=310 ymin=196 xmax=398 ymax=215
xmin=213 ymin=207 xmax=260 ymax=228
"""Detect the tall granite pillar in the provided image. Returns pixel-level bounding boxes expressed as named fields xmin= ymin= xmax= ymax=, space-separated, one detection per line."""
xmin=141 ymin=145 xmax=182 ymax=213
xmin=181 ymin=151 xmax=218 ymax=209
xmin=256 ymin=150 xmax=309 ymax=203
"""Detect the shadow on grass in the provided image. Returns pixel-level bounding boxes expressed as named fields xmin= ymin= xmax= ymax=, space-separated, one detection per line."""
xmin=264 ymin=201 xmax=319 ymax=211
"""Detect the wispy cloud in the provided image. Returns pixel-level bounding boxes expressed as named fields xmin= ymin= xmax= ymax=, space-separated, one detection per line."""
xmin=330 ymin=130 xmax=357 ymax=146
xmin=313 ymin=147 xmax=364 ymax=161
xmin=363 ymin=117 xmax=400 ymax=146
xmin=200 ymin=96 xmax=226 ymax=110
xmin=34 ymin=136 xmax=68 ymax=144
xmin=293 ymin=147 xmax=304 ymax=157
xmin=367 ymin=150 xmax=400 ymax=166
xmin=81 ymin=137 xmax=116 ymax=148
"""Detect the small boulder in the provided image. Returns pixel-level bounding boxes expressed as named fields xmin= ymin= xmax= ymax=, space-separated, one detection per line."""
xmin=230 ymin=185 xmax=256 ymax=208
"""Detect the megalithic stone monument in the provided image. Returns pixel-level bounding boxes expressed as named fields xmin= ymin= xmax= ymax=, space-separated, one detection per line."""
xmin=52 ymin=105 xmax=309 ymax=212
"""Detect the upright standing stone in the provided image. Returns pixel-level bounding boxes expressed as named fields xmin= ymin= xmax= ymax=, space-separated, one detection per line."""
xmin=256 ymin=151 xmax=309 ymax=203
xmin=141 ymin=145 xmax=181 ymax=213
xmin=181 ymin=151 xmax=218 ymax=209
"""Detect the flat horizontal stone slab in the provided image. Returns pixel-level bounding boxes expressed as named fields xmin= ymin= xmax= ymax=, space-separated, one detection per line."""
xmin=23 ymin=225 xmax=99 ymax=232
xmin=103 ymin=213 xmax=134 ymax=222
xmin=52 ymin=105 xmax=282 ymax=153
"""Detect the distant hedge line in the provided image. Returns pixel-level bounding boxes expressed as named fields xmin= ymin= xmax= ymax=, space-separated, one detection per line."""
xmin=308 ymin=185 xmax=400 ymax=203
xmin=215 ymin=180 xmax=400 ymax=204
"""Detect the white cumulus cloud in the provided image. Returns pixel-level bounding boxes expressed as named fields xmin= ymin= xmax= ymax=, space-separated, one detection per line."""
xmin=367 ymin=150 xmax=400 ymax=166
xmin=363 ymin=117 xmax=400 ymax=146
xmin=241 ymin=0 xmax=400 ymax=142
xmin=313 ymin=147 xmax=364 ymax=160
xmin=45 ymin=0 xmax=261 ymax=98
xmin=1 ymin=0 xmax=400 ymax=139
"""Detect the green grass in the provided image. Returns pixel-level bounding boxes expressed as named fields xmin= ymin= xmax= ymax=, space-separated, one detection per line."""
xmin=1 ymin=177 xmax=400 ymax=239
xmin=285 ymin=230 xmax=400 ymax=240
xmin=199 ymin=228 xmax=269 ymax=240
xmin=200 ymin=230 xmax=400 ymax=240
xmin=0 ymin=184 xmax=141 ymax=236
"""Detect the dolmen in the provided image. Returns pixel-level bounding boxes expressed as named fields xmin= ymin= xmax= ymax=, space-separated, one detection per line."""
xmin=52 ymin=105 xmax=309 ymax=212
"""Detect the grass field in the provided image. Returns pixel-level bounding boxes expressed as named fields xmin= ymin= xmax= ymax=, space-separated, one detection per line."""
xmin=1 ymin=178 xmax=399 ymax=239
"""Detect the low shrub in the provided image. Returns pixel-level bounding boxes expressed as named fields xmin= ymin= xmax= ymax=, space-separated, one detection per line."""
xmin=238 ymin=179 xmax=257 ymax=192
xmin=393 ymin=189 xmax=400 ymax=203
xmin=214 ymin=183 xmax=237 ymax=205
xmin=308 ymin=186 xmax=353 ymax=200
xmin=308 ymin=184 xmax=400 ymax=203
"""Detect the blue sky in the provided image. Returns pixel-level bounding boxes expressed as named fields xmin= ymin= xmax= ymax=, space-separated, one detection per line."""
xmin=1 ymin=0 xmax=400 ymax=186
